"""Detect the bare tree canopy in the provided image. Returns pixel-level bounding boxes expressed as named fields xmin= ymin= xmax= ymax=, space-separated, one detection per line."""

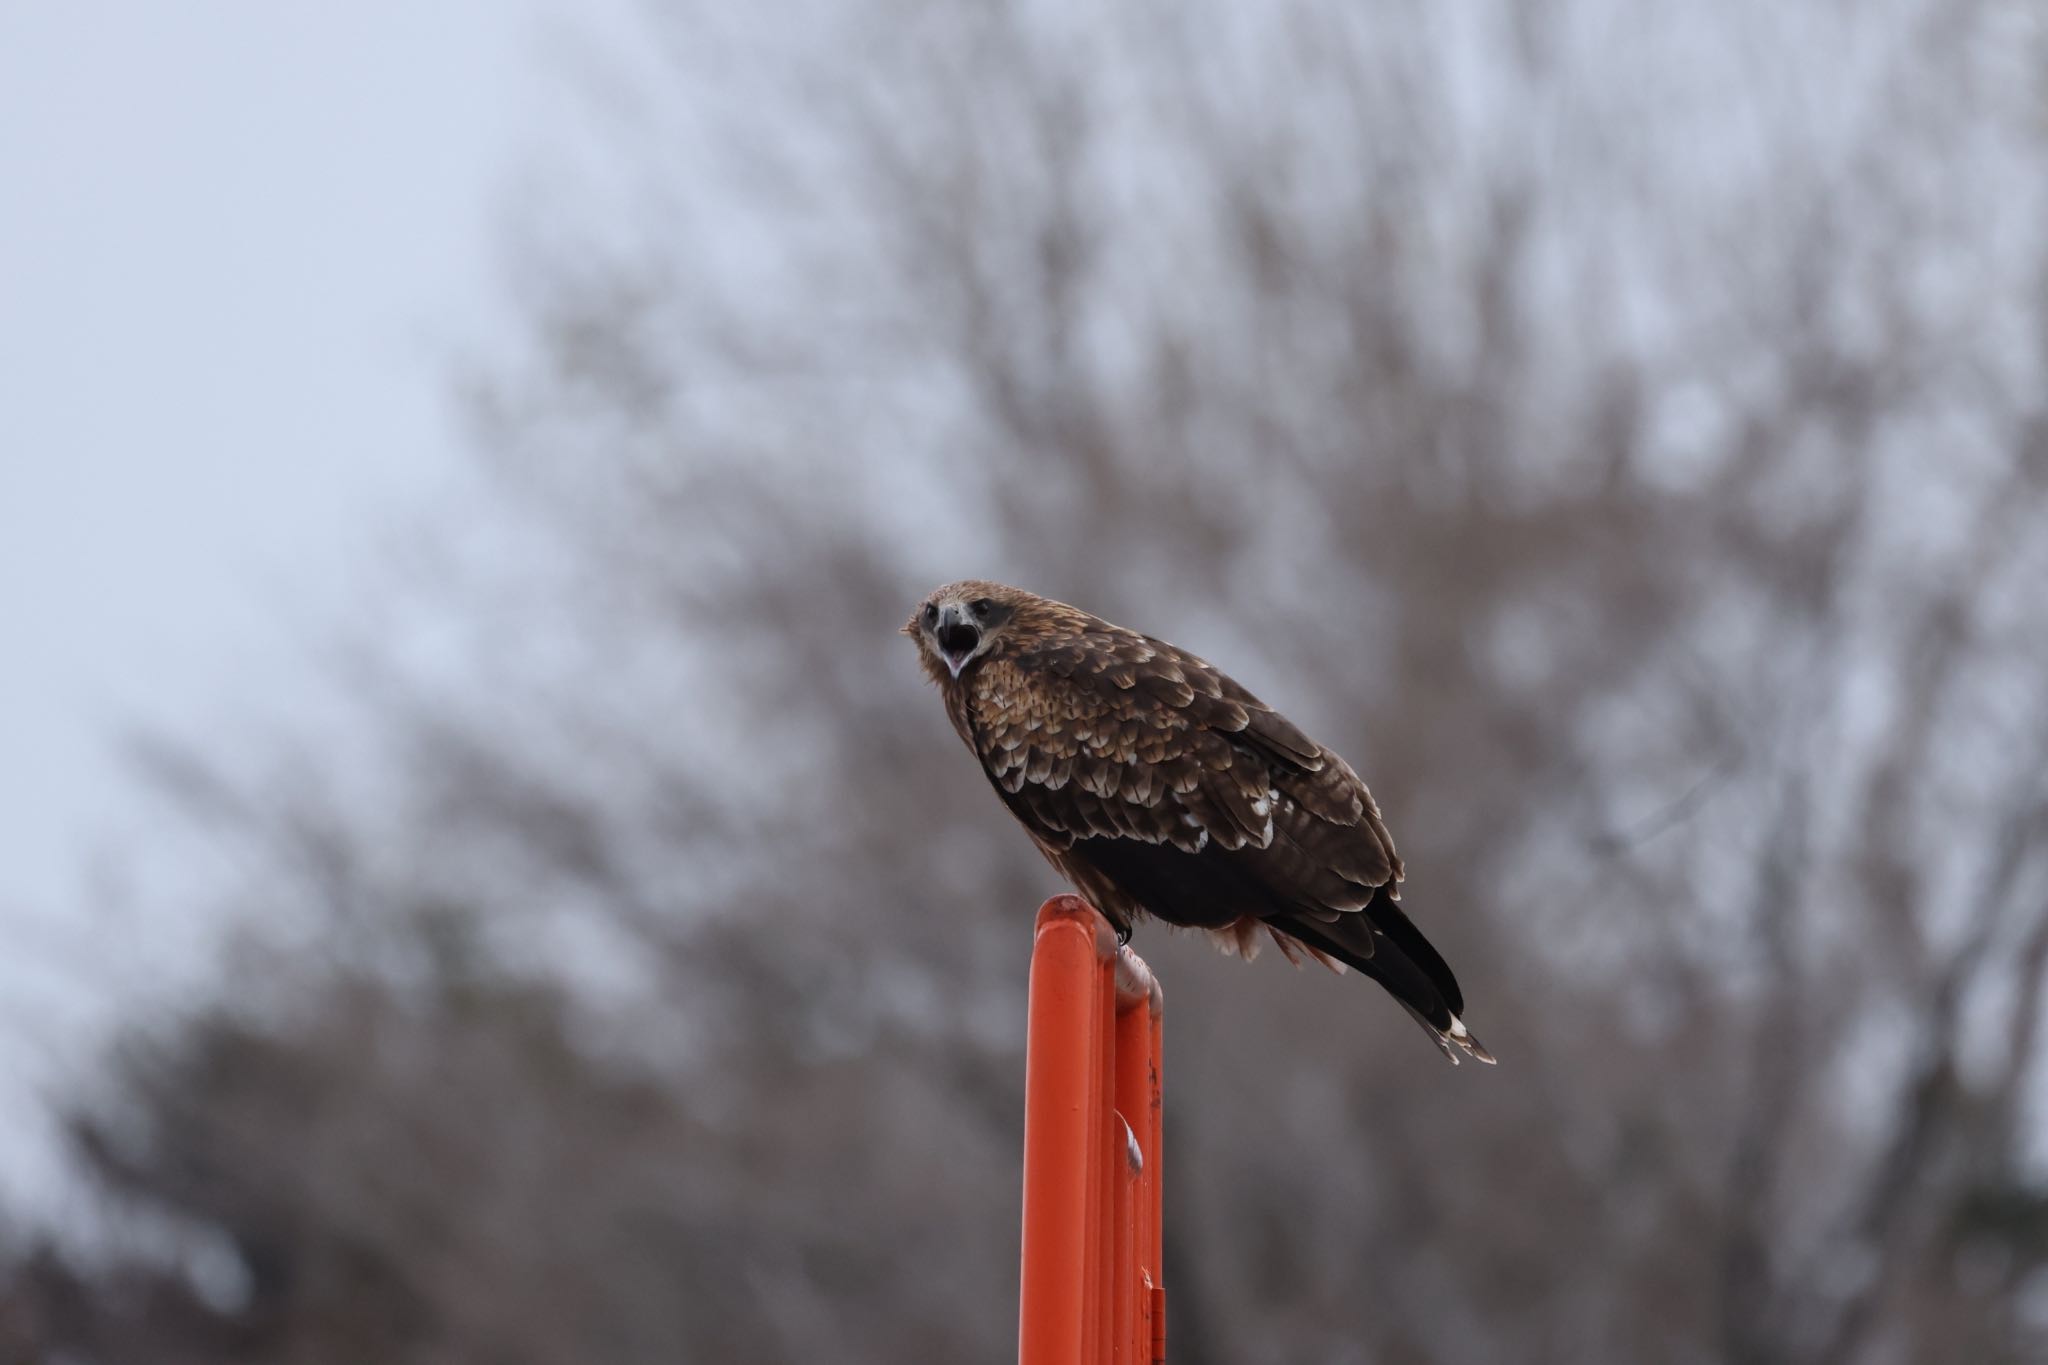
xmin=9 ymin=1 xmax=2048 ymax=1362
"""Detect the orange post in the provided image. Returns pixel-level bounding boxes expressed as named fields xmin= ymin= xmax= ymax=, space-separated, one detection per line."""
xmin=1020 ymin=895 xmax=1165 ymax=1365
xmin=1114 ymin=949 xmax=1163 ymax=1364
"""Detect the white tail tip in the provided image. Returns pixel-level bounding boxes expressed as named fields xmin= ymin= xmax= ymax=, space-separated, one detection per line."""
xmin=1445 ymin=1014 xmax=1497 ymax=1066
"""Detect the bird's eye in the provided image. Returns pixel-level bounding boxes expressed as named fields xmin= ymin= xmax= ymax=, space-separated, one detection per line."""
xmin=921 ymin=603 xmax=939 ymax=628
xmin=970 ymin=598 xmax=994 ymax=617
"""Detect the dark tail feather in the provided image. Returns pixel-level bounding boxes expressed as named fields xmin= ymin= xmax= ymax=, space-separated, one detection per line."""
xmin=1363 ymin=887 xmax=1464 ymax=1016
xmin=1275 ymin=896 xmax=1494 ymax=1066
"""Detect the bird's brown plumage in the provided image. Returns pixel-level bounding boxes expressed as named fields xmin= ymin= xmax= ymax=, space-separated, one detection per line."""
xmin=905 ymin=579 xmax=1492 ymax=1064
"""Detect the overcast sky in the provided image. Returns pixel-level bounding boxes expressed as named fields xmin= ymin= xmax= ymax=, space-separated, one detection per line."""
xmin=0 ymin=1 xmax=585 ymax=1222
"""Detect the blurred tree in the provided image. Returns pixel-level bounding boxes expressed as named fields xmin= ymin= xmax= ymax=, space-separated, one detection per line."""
xmin=11 ymin=0 xmax=2048 ymax=1362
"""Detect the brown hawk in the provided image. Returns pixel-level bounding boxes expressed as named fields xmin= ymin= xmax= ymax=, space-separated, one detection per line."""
xmin=905 ymin=579 xmax=1492 ymax=1064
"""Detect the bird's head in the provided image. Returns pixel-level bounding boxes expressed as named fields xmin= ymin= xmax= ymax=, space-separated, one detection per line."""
xmin=903 ymin=580 xmax=1029 ymax=681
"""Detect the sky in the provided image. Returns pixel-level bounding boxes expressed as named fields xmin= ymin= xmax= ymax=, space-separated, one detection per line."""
xmin=0 ymin=1 xmax=579 ymax=1226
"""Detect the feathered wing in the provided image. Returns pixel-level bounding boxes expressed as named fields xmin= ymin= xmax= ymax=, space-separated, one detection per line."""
xmin=954 ymin=617 xmax=1492 ymax=1065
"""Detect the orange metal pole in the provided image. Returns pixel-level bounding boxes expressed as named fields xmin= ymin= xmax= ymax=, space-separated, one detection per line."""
xmin=1020 ymin=896 xmax=1115 ymax=1364
xmin=1020 ymin=896 xmax=1166 ymax=1365
xmin=1114 ymin=948 xmax=1163 ymax=1365
xmin=1110 ymin=1113 xmax=1139 ymax=1360
xmin=1145 ymin=978 xmax=1166 ymax=1364
xmin=1090 ymin=942 xmax=1116 ymax=1362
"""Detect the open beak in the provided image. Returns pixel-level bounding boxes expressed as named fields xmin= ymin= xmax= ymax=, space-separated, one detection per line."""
xmin=935 ymin=603 xmax=980 ymax=677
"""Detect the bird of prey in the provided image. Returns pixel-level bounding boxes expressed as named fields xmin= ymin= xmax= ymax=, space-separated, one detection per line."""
xmin=904 ymin=579 xmax=1492 ymax=1065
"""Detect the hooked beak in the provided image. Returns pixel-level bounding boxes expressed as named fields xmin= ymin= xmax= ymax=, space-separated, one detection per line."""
xmin=934 ymin=603 xmax=980 ymax=677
